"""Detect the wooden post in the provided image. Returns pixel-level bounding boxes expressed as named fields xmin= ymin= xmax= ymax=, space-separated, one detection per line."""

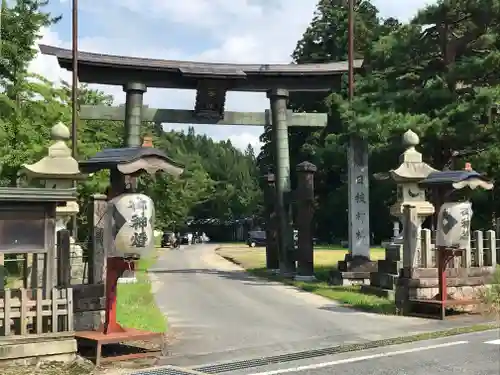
xmin=263 ymin=172 xmax=279 ymax=271
xmin=295 ymin=161 xmax=317 ymax=280
xmin=57 ymin=229 xmax=71 ymax=287
xmin=473 ymin=230 xmax=484 ymax=267
xmin=486 ymin=230 xmax=497 ymax=266
xmin=421 ymin=228 xmax=433 ymax=268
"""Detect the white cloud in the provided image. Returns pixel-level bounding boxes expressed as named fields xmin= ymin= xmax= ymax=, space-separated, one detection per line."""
xmin=29 ymin=0 xmax=434 ymax=152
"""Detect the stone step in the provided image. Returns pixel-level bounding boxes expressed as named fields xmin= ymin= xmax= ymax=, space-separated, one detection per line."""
xmin=369 ymin=272 xmax=399 ymax=290
xmin=398 ymin=275 xmax=492 ymax=288
xmin=337 ymin=260 xmax=378 ymax=273
xmin=384 ymin=244 xmax=402 ymax=261
xmin=329 ymin=270 xmax=370 ymax=286
xmin=401 ymin=266 xmax=495 ymax=279
xmin=379 ymin=273 xmax=398 ymax=290
xmin=360 ymin=285 xmax=395 ymax=300
xmin=377 ymin=259 xmax=402 ymax=275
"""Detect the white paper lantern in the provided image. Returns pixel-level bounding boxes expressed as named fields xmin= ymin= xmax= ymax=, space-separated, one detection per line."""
xmin=436 ymin=201 xmax=472 ymax=249
xmin=105 ymin=193 xmax=155 ymax=259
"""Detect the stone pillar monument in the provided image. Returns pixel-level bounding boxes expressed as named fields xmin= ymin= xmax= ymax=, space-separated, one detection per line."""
xmin=295 ymin=161 xmax=317 ymax=281
xmin=348 ymin=136 xmax=370 ymax=259
xmin=267 ymin=89 xmax=295 ymax=277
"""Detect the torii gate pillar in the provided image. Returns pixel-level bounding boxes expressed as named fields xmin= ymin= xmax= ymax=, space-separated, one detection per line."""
xmin=123 ymin=82 xmax=147 ymax=147
xmin=267 ymin=89 xmax=295 ymax=277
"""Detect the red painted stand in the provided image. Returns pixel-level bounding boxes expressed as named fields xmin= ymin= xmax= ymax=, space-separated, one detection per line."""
xmin=429 ymin=247 xmax=478 ymax=319
xmin=437 ymin=247 xmax=461 ymax=320
xmin=75 ymin=257 xmax=163 ymax=365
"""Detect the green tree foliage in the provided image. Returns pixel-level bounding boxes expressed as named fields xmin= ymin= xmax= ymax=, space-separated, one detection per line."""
xmin=0 ymin=0 xmax=262 ymax=242
xmin=259 ymin=0 xmax=500 ymax=242
xmin=0 ymin=0 xmax=63 ymax=185
xmin=139 ymin=125 xmax=262 ymax=231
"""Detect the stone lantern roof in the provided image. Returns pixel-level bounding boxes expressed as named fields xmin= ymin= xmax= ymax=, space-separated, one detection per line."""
xmin=21 ymin=122 xmax=86 ymax=181
xmin=389 ymin=129 xmax=437 ymax=182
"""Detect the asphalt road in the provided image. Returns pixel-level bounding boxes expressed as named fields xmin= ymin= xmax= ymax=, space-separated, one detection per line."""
xmin=148 ymin=244 xmax=485 ymax=368
xmin=228 ymin=329 xmax=500 ymax=375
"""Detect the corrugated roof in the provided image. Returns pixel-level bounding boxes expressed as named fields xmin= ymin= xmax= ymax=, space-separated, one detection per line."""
xmin=79 ymin=147 xmax=184 ymax=172
xmin=419 ymin=170 xmax=487 ymax=185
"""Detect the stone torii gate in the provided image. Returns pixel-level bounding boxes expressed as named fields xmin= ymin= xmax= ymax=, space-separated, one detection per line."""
xmin=40 ymin=44 xmax=364 ymax=277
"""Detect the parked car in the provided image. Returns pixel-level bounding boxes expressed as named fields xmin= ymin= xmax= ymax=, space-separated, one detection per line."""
xmin=247 ymin=230 xmax=266 ymax=247
xmin=180 ymin=233 xmax=192 ymax=245
xmin=161 ymin=231 xmax=174 ymax=248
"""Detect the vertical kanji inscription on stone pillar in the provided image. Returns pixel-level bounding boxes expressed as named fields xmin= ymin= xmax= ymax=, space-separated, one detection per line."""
xmin=296 ymin=161 xmax=317 ymax=280
xmin=348 ymin=137 xmax=370 ymax=259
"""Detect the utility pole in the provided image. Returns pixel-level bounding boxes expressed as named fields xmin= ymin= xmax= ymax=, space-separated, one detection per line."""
xmin=71 ymin=0 xmax=79 ymax=240
xmin=348 ymin=0 xmax=354 ymax=102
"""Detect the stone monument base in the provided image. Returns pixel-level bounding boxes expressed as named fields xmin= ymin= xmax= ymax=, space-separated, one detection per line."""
xmin=360 ymin=243 xmax=401 ymax=299
xmin=395 ymin=266 xmax=495 ymax=316
xmin=330 ymin=254 xmax=377 ymax=286
xmin=294 ymin=275 xmax=316 ymax=282
xmin=0 ymin=332 xmax=77 ymax=365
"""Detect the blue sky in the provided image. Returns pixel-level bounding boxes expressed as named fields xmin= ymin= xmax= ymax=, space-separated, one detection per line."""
xmin=31 ymin=0 xmax=435 ymax=151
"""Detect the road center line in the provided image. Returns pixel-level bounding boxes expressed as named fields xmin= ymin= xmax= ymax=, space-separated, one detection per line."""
xmin=249 ymin=340 xmax=469 ymax=375
xmin=484 ymin=339 xmax=500 ymax=345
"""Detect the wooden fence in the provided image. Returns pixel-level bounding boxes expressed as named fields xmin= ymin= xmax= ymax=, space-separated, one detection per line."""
xmin=420 ymin=229 xmax=498 ymax=268
xmin=0 ymin=287 xmax=73 ymax=336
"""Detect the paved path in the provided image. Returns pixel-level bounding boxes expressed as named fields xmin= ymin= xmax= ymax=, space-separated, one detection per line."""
xmin=149 ymin=244 xmax=484 ymax=367
xmin=228 ymin=329 xmax=500 ymax=375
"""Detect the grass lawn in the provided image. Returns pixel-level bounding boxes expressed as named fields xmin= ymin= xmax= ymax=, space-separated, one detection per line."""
xmin=216 ymin=246 xmax=396 ymax=314
xmin=116 ymin=249 xmax=167 ymax=333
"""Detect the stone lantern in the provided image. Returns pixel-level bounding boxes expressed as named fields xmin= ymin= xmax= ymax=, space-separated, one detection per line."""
xmin=363 ymin=130 xmax=438 ymax=297
xmin=21 ymin=122 xmax=86 ymax=233
xmin=388 ymin=130 xmax=436 ymax=242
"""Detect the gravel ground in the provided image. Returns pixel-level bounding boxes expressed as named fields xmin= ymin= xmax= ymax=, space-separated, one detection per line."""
xmin=0 ymin=356 xmax=156 ymax=375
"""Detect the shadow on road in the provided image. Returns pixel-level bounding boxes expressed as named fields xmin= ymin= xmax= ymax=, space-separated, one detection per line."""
xmin=148 ymin=267 xmax=275 ymax=285
xmin=148 ymin=267 xmax=361 ymax=314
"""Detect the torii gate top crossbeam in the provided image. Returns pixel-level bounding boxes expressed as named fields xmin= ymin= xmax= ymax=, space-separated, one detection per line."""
xmin=39 ymin=45 xmax=363 ymax=91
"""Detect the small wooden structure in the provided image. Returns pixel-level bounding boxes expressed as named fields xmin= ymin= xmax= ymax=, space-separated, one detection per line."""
xmin=0 ymin=187 xmax=77 ymax=362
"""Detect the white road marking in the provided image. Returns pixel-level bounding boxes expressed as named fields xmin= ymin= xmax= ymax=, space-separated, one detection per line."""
xmin=484 ymin=339 xmax=500 ymax=345
xmin=249 ymin=341 xmax=470 ymax=375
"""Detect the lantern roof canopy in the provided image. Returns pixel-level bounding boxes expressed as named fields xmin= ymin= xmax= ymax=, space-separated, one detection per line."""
xmin=419 ymin=170 xmax=493 ymax=190
xmin=374 ymin=129 xmax=438 ymax=182
xmin=22 ymin=122 xmax=86 ymax=181
xmin=79 ymin=145 xmax=184 ymax=177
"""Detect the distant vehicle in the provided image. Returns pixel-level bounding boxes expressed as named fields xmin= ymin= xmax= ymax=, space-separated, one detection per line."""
xmin=161 ymin=231 xmax=174 ymax=248
xmin=248 ymin=230 xmax=317 ymax=248
xmin=180 ymin=233 xmax=191 ymax=245
xmin=247 ymin=230 xmax=266 ymax=247
xmin=192 ymin=232 xmax=202 ymax=244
